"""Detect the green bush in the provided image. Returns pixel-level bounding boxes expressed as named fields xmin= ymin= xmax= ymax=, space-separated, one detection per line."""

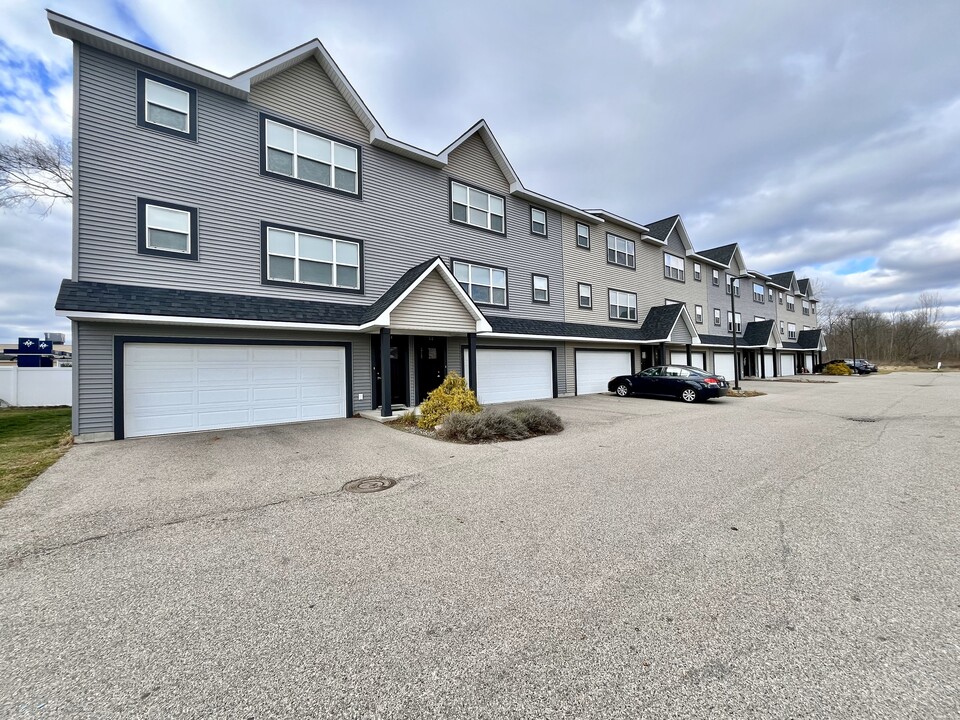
xmin=822 ymin=362 xmax=852 ymax=376
xmin=438 ymin=404 xmax=564 ymax=443
xmin=417 ymin=372 xmax=481 ymax=429
xmin=506 ymin=405 xmax=564 ymax=435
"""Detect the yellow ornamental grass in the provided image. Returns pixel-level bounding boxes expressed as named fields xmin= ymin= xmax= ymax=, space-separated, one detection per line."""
xmin=822 ymin=362 xmax=853 ymax=376
xmin=417 ymin=372 xmax=482 ymax=429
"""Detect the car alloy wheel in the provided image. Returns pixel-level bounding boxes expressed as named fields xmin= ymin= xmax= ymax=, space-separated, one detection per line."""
xmin=615 ymin=384 xmax=630 ymax=397
xmin=681 ymin=388 xmax=698 ymax=403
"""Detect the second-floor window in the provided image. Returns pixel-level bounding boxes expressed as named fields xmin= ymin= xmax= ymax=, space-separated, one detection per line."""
xmin=753 ymin=283 xmax=764 ymax=303
xmin=693 ymin=262 xmax=702 ymax=281
xmin=607 ymin=234 xmax=635 ymax=269
xmin=695 ymin=305 xmax=703 ymax=324
xmin=778 ymin=291 xmax=784 ymax=305
xmin=264 ymin=118 xmax=359 ymax=194
xmin=664 ymin=253 xmax=685 ymax=281
xmin=788 ymin=322 xmax=797 ymax=339
xmin=578 ymin=283 xmax=592 ymax=308
xmin=725 ymin=274 xmax=740 ymax=296
xmin=727 ymin=311 xmax=742 ymax=333
xmin=786 ymin=295 xmax=796 ymax=311
xmin=264 ymin=226 xmax=360 ymax=290
xmin=531 ymin=207 xmax=547 ymax=236
xmin=811 ymin=302 xmax=817 ymax=314
xmin=609 ymin=289 xmax=637 ymax=321
xmin=453 ymin=260 xmax=507 ymax=306
xmin=768 ymin=288 xmax=774 ymax=302
xmin=802 ymin=299 xmax=810 ymax=315
xmin=714 ymin=308 xmax=721 ymax=326
xmin=451 ymin=181 xmax=505 ymax=233
xmin=138 ymin=73 xmax=196 ymax=141
xmin=532 ymin=274 xmax=549 ymax=303
xmin=138 ymin=199 xmax=198 ymax=261
xmin=576 ymin=222 xmax=590 ymax=248
xmin=712 ymin=269 xmax=720 ymax=286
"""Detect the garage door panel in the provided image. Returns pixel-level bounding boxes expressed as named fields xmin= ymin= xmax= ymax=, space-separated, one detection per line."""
xmin=781 ymin=355 xmax=796 ymax=376
xmin=714 ymin=353 xmax=735 ymax=380
xmin=469 ymin=349 xmax=553 ymax=404
xmin=124 ymin=343 xmax=346 ymax=438
xmin=576 ymin=351 xmax=632 ymax=395
xmin=670 ymin=351 xmax=686 ymax=365
xmin=763 ymin=354 xmax=774 ymax=377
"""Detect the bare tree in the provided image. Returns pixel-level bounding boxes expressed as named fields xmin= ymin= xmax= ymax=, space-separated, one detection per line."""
xmin=0 ymin=136 xmax=73 ymax=214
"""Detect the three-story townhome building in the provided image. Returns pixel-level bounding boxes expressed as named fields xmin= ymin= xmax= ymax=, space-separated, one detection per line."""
xmin=50 ymin=12 xmax=824 ymax=441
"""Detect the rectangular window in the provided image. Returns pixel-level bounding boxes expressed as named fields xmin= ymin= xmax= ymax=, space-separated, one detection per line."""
xmin=788 ymin=322 xmax=797 ymax=340
xmin=606 ymin=233 xmax=635 ymax=269
xmin=263 ymin=117 xmax=360 ymax=195
xmin=608 ymin=289 xmax=637 ymax=321
xmin=578 ymin=283 xmax=592 ymax=309
xmin=786 ymin=295 xmax=795 ymax=311
xmin=693 ymin=262 xmax=702 ymax=281
xmin=712 ymin=269 xmax=720 ymax=286
xmin=530 ymin=207 xmax=547 ymax=236
xmin=780 ymin=320 xmax=785 ymax=334
xmin=753 ymin=283 xmax=764 ymax=303
xmin=137 ymin=198 xmax=198 ymax=261
xmin=532 ymin=274 xmax=549 ymax=303
xmin=451 ymin=181 xmax=505 ymax=234
xmin=727 ymin=311 xmax=742 ymax=333
xmin=802 ymin=299 xmax=810 ymax=315
xmin=811 ymin=302 xmax=817 ymax=315
xmin=664 ymin=253 xmax=685 ymax=281
xmin=714 ymin=308 xmax=722 ymax=326
xmin=778 ymin=291 xmax=784 ymax=305
xmin=453 ymin=260 xmax=507 ymax=306
xmin=725 ymin=274 xmax=741 ymax=296
xmin=137 ymin=72 xmax=197 ymax=141
xmin=264 ymin=225 xmax=361 ymax=290
xmin=695 ymin=305 xmax=703 ymax=324
xmin=768 ymin=288 xmax=774 ymax=302
xmin=576 ymin=222 xmax=590 ymax=248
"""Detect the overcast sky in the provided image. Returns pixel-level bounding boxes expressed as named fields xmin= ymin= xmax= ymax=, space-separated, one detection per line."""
xmin=2 ymin=0 xmax=959 ymax=342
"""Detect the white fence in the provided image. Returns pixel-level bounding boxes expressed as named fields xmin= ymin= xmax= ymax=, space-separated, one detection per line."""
xmin=0 ymin=367 xmax=72 ymax=407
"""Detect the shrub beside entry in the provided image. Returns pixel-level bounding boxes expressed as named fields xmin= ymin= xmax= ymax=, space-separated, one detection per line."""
xmin=823 ymin=362 xmax=853 ymax=376
xmin=438 ymin=404 xmax=564 ymax=443
xmin=417 ymin=372 xmax=481 ymax=429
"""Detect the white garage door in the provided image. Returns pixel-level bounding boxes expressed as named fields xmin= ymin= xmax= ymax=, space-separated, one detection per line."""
xmin=464 ymin=348 xmax=553 ymax=404
xmin=670 ymin=351 xmax=688 ymax=366
xmin=713 ymin=352 xmax=736 ymax=380
xmin=669 ymin=350 xmax=705 ymax=370
xmin=781 ymin=354 xmax=796 ymax=376
xmin=576 ymin=350 xmax=632 ymax=395
xmin=763 ymin=353 xmax=774 ymax=377
xmin=123 ymin=343 xmax=346 ymax=438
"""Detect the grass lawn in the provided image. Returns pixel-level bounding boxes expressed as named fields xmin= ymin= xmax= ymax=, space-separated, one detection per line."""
xmin=0 ymin=406 xmax=72 ymax=506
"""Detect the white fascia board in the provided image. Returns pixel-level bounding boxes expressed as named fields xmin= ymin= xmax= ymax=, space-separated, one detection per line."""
xmin=766 ymin=281 xmax=789 ymax=291
xmin=483 ymin=333 xmax=639 ymax=345
xmin=58 ymin=310 xmax=373 ymax=332
xmin=687 ymin=252 xmax=729 ymax=269
xmin=671 ymin=216 xmax=693 ymax=252
xmin=439 ymin=120 xmax=521 ymax=186
xmin=746 ymin=269 xmax=771 ymax=280
xmin=585 ymin=210 xmax=650 ymax=235
xmin=48 ymin=11 xmax=247 ymax=98
xmin=509 ymin=185 xmax=601 ymax=224
xmin=666 ymin=306 xmax=701 ymax=345
xmin=370 ymin=129 xmax=445 ymax=167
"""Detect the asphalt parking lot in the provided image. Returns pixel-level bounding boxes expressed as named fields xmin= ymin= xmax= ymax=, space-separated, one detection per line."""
xmin=2 ymin=372 xmax=958 ymax=719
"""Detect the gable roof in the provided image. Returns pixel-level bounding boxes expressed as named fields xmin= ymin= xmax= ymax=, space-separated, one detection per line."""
xmin=695 ymin=243 xmax=738 ymax=267
xmin=440 ymin=119 xmax=519 ymax=186
xmin=768 ymin=271 xmax=796 ymax=290
xmin=637 ymin=303 xmax=699 ymax=343
xmin=796 ymin=328 xmax=826 ymax=351
xmin=642 ymin=215 xmax=679 ymax=242
xmin=741 ymin=319 xmax=777 ymax=348
xmin=585 ymin=210 xmax=650 ymax=236
xmin=797 ymin=278 xmax=813 ymax=297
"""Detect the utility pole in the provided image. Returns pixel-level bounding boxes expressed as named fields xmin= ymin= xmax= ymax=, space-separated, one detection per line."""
xmin=730 ymin=275 xmax=745 ymax=390
xmin=850 ymin=316 xmax=857 ymax=366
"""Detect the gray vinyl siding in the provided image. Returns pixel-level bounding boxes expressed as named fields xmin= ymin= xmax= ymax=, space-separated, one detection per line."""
xmin=73 ymin=321 xmax=369 ymax=437
xmin=390 ymin=273 xmax=476 ymax=333
xmin=705 ymin=253 xmax=748 ymax=339
xmin=560 ymin=214 xmax=643 ymax=326
xmin=636 ymin=228 xmax=702 ymax=315
xmin=671 ymin=320 xmax=693 ymax=344
xmin=74 ymin=46 xmax=563 ymax=324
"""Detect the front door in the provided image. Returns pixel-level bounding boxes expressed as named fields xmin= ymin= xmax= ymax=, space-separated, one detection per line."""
xmin=372 ymin=334 xmax=409 ymax=409
xmin=640 ymin=347 xmax=654 ymax=370
xmin=415 ymin=336 xmax=447 ymax=403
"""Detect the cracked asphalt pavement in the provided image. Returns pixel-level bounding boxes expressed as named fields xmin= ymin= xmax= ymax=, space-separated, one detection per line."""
xmin=1 ymin=372 xmax=958 ymax=718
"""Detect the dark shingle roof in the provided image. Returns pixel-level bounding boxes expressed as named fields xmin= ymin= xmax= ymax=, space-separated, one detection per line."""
xmin=638 ymin=303 xmax=683 ymax=342
xmin=56 ymin=280 xmax=367 ymax=325
xmin=697 ymin=243 xmax=737 ymax=266
xmin=486 ymin=316 xmax=644 ymax=341
xmin=768 ymin=271 xmax=795 ymax=289
xmin=696 ymin=334 xmax=736 ymax=347
xmin=360 ymin=257 xmax=441 ymax=323
xmin=643 ymin=215 xmax=679 ymax=241
xmin=741 ymin=319 xmax=774 ymax=346
xmin=797 ymin=278 xmax=811 ymax=296
xmin=796 ymin=328 xmax=822 ymax=350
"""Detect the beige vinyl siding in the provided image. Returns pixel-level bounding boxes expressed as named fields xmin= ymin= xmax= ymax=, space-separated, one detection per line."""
xmin=74 ymin=46 xmax=563 ymax=324
xmin=445 ymin=134 xmax=510 ymax=194
xmin=390 ymin=272 xmax=476 ymax=333
xmin=73 ymin=321 xmax=368 ymax=437
xmin=671 ymin=320 xmax=693 ymax=344
xmin=635 ymin=228 xmax=702 ymax=314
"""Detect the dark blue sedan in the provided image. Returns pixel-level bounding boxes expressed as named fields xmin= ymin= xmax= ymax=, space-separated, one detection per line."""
xmin=608 ymin=365 xmax=729 ymax=403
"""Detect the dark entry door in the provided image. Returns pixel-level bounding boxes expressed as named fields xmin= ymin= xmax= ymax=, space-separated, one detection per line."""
xmin=415 ymin=336 xmax=447 ymax=403
xmin=372 ymin=334 xmax=409 ymax=408
xmin=640 ymin=347 xmax=655 ymax=370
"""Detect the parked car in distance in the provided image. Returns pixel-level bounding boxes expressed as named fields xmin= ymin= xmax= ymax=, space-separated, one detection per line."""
xmin=814 ymin=358 xmax=878 ymax=374
xmin=608 ymin=365 xmax=729 ymax=403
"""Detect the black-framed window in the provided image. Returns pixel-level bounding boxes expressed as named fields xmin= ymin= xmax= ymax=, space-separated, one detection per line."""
xmin=578 ymin=282 xmax=592 ymax=309
xmin=811 ymin=302 xmax=817 ymax=315
xmin=451 ymin=181 xmax=505 ymax=234
xmin=753 ymin=282 xmax=765 ymax=303
xmin=779 ymin=291 xmax=784 ymax=305
xmin=695 ymin=305 xmax=703 ymax=324
xmin=693 ymin=262 xmax=702 ymax=281
xmin=780 ymin=320 xmax=785 ymax=334
xmin=712 ymin=268 xmax=720 ymax=286
xmin=261 ymin=115 xmax=361 ymax=196
xmin=262 ymin=224 xmax=361 ymax=291
xmin=576 ymin=222 xmax=590 ymax=249
xmin=714 ymin=308 xmax=722 ymax=326
xmin=768 ymin=287 xmax=774 ymax=302
xmin=802 ymin=299 xmax=810 ymax=315
xmin=452 ymin=260 xmax=507 ymax=306
xmin=137 ymin=72 xmax=197 ymax=141
xmin=607 ymin=233 xmax=635 ymax=269
xmin=727 ymin=311 xmax=742 ymax=333
xmin=530 ymin=207 xmax=547 ymax=236
xmin=608 ymin=289 xmax=637 ymax=321
xmin=664 ymin=252 xmax=685 ymax=281
xmin=786 ymin=295 xmax=796 ymax=311
xmin=137 ymin=198 xmax=198 ymax=261
xmin=532 ymin=274 xmax=549 ymax=303
xmin=787 ymin=322 xmax=797 ymax=340
xmin=725 ymin=274 xmax=741 ymax=296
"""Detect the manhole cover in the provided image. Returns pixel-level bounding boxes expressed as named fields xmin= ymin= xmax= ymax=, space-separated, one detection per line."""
xmin=342 ymin=476 xmax=398 ymax=494
xmin=844 ymin=417 xmax=878 ymax=423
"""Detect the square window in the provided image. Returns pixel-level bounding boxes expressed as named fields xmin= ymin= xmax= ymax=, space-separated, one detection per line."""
xmin=576 ymin=222 xmax=590 ymax=248
xmin=262 ymin=116 xmax=361 ymax=196
xmin=532 ymin=274 xmax=549 ymax=303
xmin=138 ymin=199 xmax=198 ymax=261
xmin=138 ymin=72 xmax=197 ymax=141
xmin=531 ymin=208 xmax=547 ymax=236
xmin=578 ymin=283 xmax=592 ymax=309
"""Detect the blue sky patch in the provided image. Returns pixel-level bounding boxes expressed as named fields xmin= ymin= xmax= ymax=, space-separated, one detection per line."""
xmin=834 ymin=257 xmax=878 ymax=275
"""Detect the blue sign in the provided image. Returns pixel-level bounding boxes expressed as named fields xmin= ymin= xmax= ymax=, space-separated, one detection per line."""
xmin=18 ymin=338 xmax=41 ymax=354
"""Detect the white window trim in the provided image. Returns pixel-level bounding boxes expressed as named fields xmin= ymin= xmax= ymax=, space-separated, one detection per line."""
xmin=531 ymin=207 xmax=547 ymax=236
xmin=713 ymin=308 xmax=722 ymax=326
xmin=786 ymin=295 xmax=796 ymax=311
xmin=264 ymin=118 xmax=359 ymax=194
xmin=725 ymin=274 xmax=741 ymax=296
xmin=532 ymin=274 xmax=549 ymax=302
xmin=787 ymin=322 xmax=797 ymax=340
xmin=693 ymin=262 xmax=702 ymax=281
xmin=265 ymin=227 xmax=361 ymax=290
xmin=606 ymin=233 xmax=636 ymax=269
xmin=608 ymin=289 xmax=637 ymax=321
xmin=727 ymin=311 xmax=742 ymax=333
xmin=753 ymin=283 xmax=765 ymax=303
xmin=578 ymin=282 xmax=592 ymax=309
xmin=453 ymin=260 xmax=507 ymax=306
xmin=576 ymin=222 xmax=590 ymax=248
xmin=712 ymin=269 xmax=720 ymax=286
xmin=695 ymin=304 xmax=703 ymax=324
